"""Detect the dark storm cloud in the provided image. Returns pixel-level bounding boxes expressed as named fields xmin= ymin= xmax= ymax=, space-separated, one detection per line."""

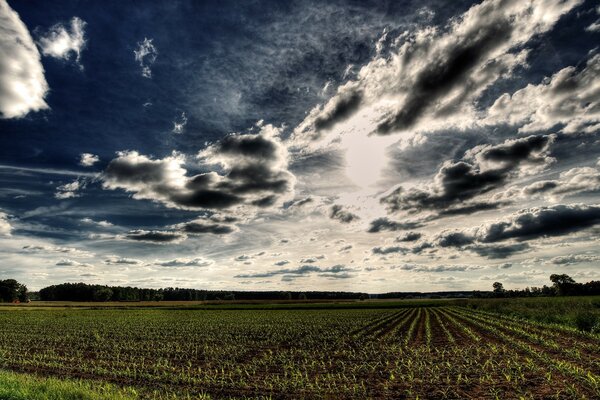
xmin=381 ymin=135 xmax=554 ymax=212
xmin=102 ymin=127 xmax=294 ymax=212
xmin=367 ymin=217 xmax=424 ymax=233
xmin=372 ymin=241 xmax=433 ymax=256
xmin=123 ymin=229 xmax=186 ymax=243
xmin=330 ymin=204 xmax=359 ymax=223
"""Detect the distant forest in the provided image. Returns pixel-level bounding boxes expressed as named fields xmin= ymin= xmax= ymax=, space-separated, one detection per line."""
xmin=1 ymin=275 xmax=599 ymax=303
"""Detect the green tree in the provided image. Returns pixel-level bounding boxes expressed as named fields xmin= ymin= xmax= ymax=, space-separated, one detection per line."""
xmin=492 ymin=282 xmax=505 ymax=296
xmin=0 ymin=279 xmax=28 ymax=303
xmin=550 ymin=274 xmax=577 ymax=296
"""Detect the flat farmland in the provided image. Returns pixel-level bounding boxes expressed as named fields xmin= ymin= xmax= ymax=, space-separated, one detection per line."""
xmin=0 ymin=304 xmax=598 ymax=399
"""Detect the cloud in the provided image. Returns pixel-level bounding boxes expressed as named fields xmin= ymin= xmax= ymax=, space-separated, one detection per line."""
xmin=79 ymin=153 xmax=100 ymax=167
xmin=516 ymin=163 xmax=600 ymax=200
xmin=104 ymin=256 xmax=142 ymax=265
xmin=432 ymin=204 xmax=600 ymax=258
xmin=55 ymin=178 xmax=86 ymax=199
xmin=549 ymin=254 xmax=600 ymax=265
xmin=381 ymin=135 xmax=554 ymax=212
xmin=172 ymin=112 xmax=187 ymax=134
xmin=235 ymin=264 xmax=354 ymax=279
xmin=392 ymin=263 xmax=481 ymax=272
xmin=396 ymin=232 xmax=422 ymax=242
xmin=329 ymin=204 xmax=359 ymax=223
xmin=476 ymin=203 xmax=600 ymax=242
xmin=122 ymin=229 xmax=187 ymax=244
xmin=134 ymin=37 xmax=158 ymax=78
xmin=102 ymin=124 xmax=295 ymax=213
xmin=0 ymin=0 xmax=48 ymax=118
xmin=294 ymin=0 xmax=580 ymax=139
xmin=274 ymin=260 xmax=290 ymax=266
xmin=367 ymin=217 xmax=424 ymax=233
xmin=56 ymin=259 xmax=92 ymax=267
xmin=80 ymin=218 xmax=113 ymax=227
xmin=467 ymin=243 xmax=530 ymax=259
xmin=487 ymin=53 xmax=600 ymax=134
xmin=0 ymin=211 xmax=11 ymax=236
xmin=176 ymin=217 xmax=238 ymax=235
xmin=36 ymin=17 xmax=86 ymax=68
xmin=22 ymin=244 xmax=94 ymax=257
xmin=155 ymin=257 xmax=213 ymax=267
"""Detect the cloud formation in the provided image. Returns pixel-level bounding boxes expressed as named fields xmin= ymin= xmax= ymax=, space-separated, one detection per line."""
xmin=294 ymin=0 xmax=580 ymax=139
xmin=329 ymin=204 xmax=359 ymax=223
xmin=487 ymin=53 xmax=600 ymax=134
xmin=381 ymin=135 xmax=554 ymax=212
xmin=79 ymin=153 xmax=100 ymax=167
xmin=122 ymin=229 xmax=187 ymax=244
xmin=102 ymin=124 xmax=294 ymax=213
xmin=37 ymin=17 xmax=86 ymax=67
xmin=236 ymin=264 xmax=354 ymax=280
xmin=0 ymin=0 xmax=48 ymax=118
xmin=433 ymin=204 xmax=600 ymax=258
xmin=0 ymin=211 xmax=11 ymax=236
xmin=134 ymin=37 xmax=158 ymax=78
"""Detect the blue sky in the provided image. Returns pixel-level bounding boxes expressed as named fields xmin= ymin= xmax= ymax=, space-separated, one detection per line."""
xmin=1 ymin=0 xmax=599 ymax=291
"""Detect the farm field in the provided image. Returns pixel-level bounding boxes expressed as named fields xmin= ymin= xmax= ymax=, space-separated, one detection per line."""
xmin=0 ymin=301 xmax=599 ymax=399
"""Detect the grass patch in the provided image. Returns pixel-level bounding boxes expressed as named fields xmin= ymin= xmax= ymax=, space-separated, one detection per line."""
xmin=0 ymin=370 xmax=137 ymax=400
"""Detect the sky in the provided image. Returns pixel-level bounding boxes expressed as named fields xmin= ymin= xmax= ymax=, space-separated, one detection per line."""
xmin=1 ymin=0 xmax=599 ymax=292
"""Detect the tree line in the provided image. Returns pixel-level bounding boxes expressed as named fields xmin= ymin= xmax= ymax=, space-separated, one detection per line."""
xmin=483 ymin=274 xmax=600 ymax=298
xmin=37 ymin=282 xmax=367 ymax=302
xmin=2 ymin=274 xmax=599 ymax=303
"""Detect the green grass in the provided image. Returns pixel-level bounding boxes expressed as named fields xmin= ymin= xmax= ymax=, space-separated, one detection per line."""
xmin=456 ymin=295 xmax=600 ymax=331
xmin=0 ymin=370 xmax=138 ymax=400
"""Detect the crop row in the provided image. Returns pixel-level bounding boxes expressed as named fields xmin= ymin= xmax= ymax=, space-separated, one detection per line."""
xmin=0 ymin=307 xmax=597 ymax=399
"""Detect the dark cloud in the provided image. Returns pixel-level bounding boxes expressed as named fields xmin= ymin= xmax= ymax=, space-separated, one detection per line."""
xmin=179 ymin=220 xmax=236 ymax=235
xmin=377 ymin=19 xmax=512 ymax=134
xmin=431 ymin=204 xmax=600 ymax=259
xmin=478 ymin=204 xmax=600 ymax=242
xmin=395 ymin=231 xmax=422 ymax=242
xmin=437 ymin=201 xmax=508 ymax=217
xmin=467 ymin=243 xmax=530 ymax=259
xmin=330 ymin=204 xmax=359 ymax=223
xmin=367 ymin=217 xmax=424 ymax=233
xmin=274 ymin=260 xmax=290 ymax=266
xmin=314 ymin=89 xmax=363 ymax=132
xmin=381 ymin=135 xmax=553 ymax=212
xmin=372 ymin=246 xmax=407 ymax=255
xmin=102 ymin=127 xmax=294 ymax=212
xmin=123 ymin=229 xmax=186 ymax=243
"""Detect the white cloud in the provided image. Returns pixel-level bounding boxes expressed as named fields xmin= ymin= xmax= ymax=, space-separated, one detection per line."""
xmin=79 ymin=153 xmax=100 ymax=167
xmin=80 ymin=218 xmax=113 ymax=227
xmin=134 ymin=37 xmax=158 ymax=78
xmin=293 ymin=0 xmax=581 ymax=143
xmin=37 ymin=17 xmax=87 ymax=68
xmin=55 ymin=178 xmax=86 ymax=199
xmin=486 ymin=53 xmax=600 ymax=134
xmin=0 ymin=211 xmax=11 ymax=236
xmin=0 ymin=0 xmax=49 ymax=118
xmin=172 ymin=112 xmax=187 ymax=134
